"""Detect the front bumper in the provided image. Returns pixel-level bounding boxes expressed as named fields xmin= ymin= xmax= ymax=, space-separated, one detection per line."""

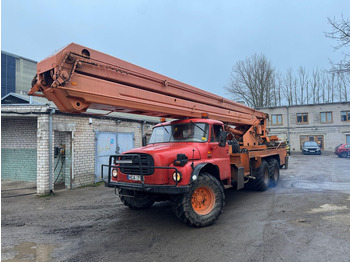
xmin=303 ymin=149 xmax=321 ymax=155
xmin=106 ymin=181 xmax=190 ymax=194
xmin=102 ymin=154 xmax=190 ymax=195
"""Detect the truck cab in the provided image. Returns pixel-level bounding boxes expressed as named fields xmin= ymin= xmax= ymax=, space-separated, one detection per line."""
xmin=108 ymin=118 xmax=230 ymax=191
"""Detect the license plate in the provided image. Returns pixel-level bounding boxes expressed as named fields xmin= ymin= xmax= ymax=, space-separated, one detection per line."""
xmin=127 ymin=175 xmax=141 ymax=181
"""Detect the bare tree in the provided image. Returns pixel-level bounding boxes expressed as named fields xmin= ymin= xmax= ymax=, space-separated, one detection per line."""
xmin=325 ymin=15 xmax=350 ymax=73
xmin=326 ymin=73 xmax=336 ymax=103
xmin=310 ymin=69 xmax=321 ymax=104
xmin=275 ymin=73 xmax=283 ymax=106
xmin=226 ymin=54 xmax=275 ymax=107
xmin=298 ymin=67 xmax=309 ymax=105
xmin=336 ymin=72 xmax=349 ymax=101
xmin=281 ymin=68 xmax=295 ymax=106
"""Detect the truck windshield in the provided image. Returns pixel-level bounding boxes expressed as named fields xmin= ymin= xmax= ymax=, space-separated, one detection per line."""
xmin=149 ymin=123 xmax=209 ymax=144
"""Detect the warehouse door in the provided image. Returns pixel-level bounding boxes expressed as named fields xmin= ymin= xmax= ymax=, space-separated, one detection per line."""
xmin=299 ymin=135 xmax=324 ymax=150
xmin=95 ymin=132 xmax=134 ymax=182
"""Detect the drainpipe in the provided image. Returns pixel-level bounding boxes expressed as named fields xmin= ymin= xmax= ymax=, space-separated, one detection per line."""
xmin=49 ymin=108 xmax=55 ymax=195
xmin=70 ymin=131 xmax=75 ymax=189
xmin=287 ymin=106 xmax=290 ymax=142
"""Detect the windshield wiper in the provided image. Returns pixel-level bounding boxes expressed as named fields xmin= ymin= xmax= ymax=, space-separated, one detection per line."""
xmin=160 ymin=123 xmax=169 ymax=134
xmin=190 ymin=120 xmax=207 ymax=135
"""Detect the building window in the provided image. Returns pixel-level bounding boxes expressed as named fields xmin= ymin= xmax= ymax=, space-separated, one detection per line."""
xmin=271 ymin=114 xmax=283 ymax=125
xmin=341 ymin=111 xmax=350 ymax=122
xmin=297 ymin=113 xmax=308 ymax=123
xmin=320 ymin=112 xmax=333 ymax=123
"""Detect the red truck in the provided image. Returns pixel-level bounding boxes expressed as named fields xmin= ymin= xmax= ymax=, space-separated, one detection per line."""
xmin=29 ymin=43 xmax=288 ymax=227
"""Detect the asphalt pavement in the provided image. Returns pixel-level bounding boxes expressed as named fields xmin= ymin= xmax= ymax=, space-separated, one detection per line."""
xmin=2 ymin=153 xmax=350 ymax=262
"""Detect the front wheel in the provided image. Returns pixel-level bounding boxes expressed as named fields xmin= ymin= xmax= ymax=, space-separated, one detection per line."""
xmin=119 ymin=189 xmax=155 ymax=210
xmin=172 ymin=173 xmax=225 ymax=227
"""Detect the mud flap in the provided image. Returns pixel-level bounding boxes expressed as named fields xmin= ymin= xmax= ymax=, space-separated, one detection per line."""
xmin=231 ymin=166 xmax=244 ymax=190
xmin=236 ymin=167 xmax=244 ymax=190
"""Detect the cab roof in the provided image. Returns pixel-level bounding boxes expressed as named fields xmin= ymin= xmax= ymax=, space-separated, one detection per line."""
xmin=154 ymin=118 xmax=223 ymax=127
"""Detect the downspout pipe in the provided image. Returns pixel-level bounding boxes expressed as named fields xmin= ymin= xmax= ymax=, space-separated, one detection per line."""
xmin=49 ymin=108 xmax=55 ymax=195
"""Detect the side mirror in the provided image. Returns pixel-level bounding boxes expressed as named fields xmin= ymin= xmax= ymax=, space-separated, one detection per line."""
xmin=142 ymin=135 xmax=147 ymax=147
xmin=219 ymin=131 xmax=228 ymax=147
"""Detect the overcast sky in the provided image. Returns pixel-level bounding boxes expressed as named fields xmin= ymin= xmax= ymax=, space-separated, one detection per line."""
xmin=1 ymin=0 xmax=349 ymax=97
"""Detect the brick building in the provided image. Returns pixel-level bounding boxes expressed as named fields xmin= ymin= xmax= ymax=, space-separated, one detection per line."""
xmin=1 ymin=93 xmax=157 ymax=194
xmin=258 ymin=102 xmax=350 ymax=153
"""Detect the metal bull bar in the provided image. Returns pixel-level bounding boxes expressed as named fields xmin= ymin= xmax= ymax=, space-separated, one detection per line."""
xmin=101 ymin=154 xmax=189 ymax=194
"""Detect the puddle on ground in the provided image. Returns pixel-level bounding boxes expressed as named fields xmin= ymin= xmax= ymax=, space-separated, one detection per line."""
xmin=2 ymin=241 xmax=56 ymax=262
xmin=308 ymin=204 xmax=348 ymax=213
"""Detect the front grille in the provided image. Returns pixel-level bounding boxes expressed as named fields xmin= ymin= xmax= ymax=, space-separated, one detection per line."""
xmin=119 ymin=154 xmax=154 ymax=175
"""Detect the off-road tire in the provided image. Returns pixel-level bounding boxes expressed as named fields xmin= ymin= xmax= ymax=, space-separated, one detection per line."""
xmin=119 ymin=189 xmax=155 ymax=210
xmin=172 ymin=173 xmax=225 ymax=227
xmin=339 ymin=151 xmax=347 ymax=158
xmin=267 ymin=158 xmax=280 ymax=187
xmin=247 ymin=160 xmax=270 ymax=191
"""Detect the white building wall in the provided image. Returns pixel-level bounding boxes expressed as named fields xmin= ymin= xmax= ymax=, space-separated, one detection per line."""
xmin=2 ymin=104 xmax=156 ymax=194
xmin=260 ymin=102 xmax=350 ymax=153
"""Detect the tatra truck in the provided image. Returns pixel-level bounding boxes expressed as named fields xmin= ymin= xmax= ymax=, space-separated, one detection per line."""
xmin=29 ymin=43 xmax=288 ymax=227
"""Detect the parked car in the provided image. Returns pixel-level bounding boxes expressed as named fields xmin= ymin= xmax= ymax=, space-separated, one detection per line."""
xmin=302 ymin=141 xmax=321 ymax=155
xmin=334 ymin=143 xmax=350 ymax=158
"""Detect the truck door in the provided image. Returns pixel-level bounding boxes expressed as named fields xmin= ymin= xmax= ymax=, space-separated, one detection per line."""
xmin=210 ymin=124 xmax=231 ymax=179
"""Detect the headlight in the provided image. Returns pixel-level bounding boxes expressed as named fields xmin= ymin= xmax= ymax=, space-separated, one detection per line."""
xmin=112 ymin=169 xmax=118 ymax=178
xmin=172 ymin=171 xmax=182 ymax=182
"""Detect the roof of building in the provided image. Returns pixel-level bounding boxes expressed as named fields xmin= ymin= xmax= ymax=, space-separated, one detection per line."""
xmin=1 ymin=92 xmax=44 ymax=105
xmin=256 ymin=101 xmax=350 ymax=110
xmin=1 ymin=50 xmax=38 ymax=64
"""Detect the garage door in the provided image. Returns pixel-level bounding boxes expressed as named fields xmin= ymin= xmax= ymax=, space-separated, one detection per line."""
xmin=95 ymin=132 xmax=134 ymax=182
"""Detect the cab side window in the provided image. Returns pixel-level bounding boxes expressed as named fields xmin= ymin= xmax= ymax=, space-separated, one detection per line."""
xmin=210 ymin=125 xmax=223 ymax=142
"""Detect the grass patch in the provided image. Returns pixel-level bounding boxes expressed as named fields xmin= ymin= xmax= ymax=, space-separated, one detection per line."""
xmin=79 ymin=181 xmax=105 ymax=188
xmin=38 ymin=193 xmax=53 ymax=198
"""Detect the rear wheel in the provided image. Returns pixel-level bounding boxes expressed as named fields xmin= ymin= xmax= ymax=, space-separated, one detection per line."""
xmin=247 ymin=160 xmax=270 ymax=191
xmin=268 ymin=158 xmax=280 ymax=187
xmin=172 ymin=173 xmax=225 ymax=227
xmin=119 ymin=189 xmax=155 ymax=210
xmin=339 ymin=151 xmax=347 ymax=158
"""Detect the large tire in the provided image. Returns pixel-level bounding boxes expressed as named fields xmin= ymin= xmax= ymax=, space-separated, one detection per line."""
xmin=172 ymin=173 xmax=225 ymax=227
xmin=267 ymin=158 xmax=280 ymax=187
xmin=119 ymin=189 xmax=155 ymax=210
xmin=247 ymin=160 xmax=270 ymax=191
